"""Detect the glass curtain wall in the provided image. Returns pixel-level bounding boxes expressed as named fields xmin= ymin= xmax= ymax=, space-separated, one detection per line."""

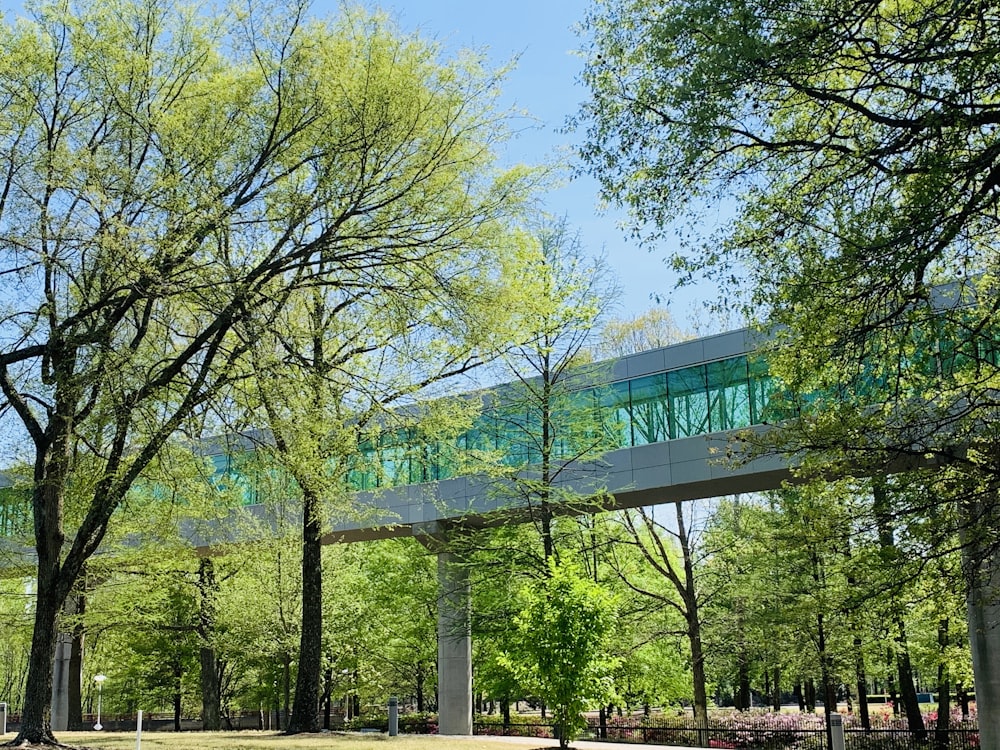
xmin=337 ymin=354 xmax=772 ymax=491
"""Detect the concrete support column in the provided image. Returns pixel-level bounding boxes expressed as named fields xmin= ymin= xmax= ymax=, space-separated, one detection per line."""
xmin=437 ymin=550 xmax=472 ymax=735
xmin=966 ymin=516 xmax=1000 ymax=750
xmin=50 ymin=629 xmax=72 ymax=731
xmin=50 ymin=593 xmax=83 ymax=732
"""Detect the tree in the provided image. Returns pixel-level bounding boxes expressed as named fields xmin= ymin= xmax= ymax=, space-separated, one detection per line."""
xmin=502 ymin=558 xmax=617 ymax=749
xmin=235 ymin=206 xmax=522 ymax=731
xmin=595 ymin=308 xmax=690 ymax=360
xmin=611 ymin=505 xmax=710 ymax=736
xmin=578 ymin=0 xmax=1000 ymax=742
xmin=0 ymin=0 xmax=532 ymax=743
xmin=490 ymin=217 xmax=619 ymax=565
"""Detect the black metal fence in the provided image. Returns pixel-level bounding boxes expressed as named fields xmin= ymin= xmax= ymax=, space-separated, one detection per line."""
xmin=844 ymin=727 xmax=980 ymax=750
xmin=473 ymin=717 xmax=981 ymax=750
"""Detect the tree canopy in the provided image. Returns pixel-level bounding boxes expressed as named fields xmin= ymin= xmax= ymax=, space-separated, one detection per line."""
xmin=0 ymin=0 xmax=533 ymax=742
xmin=577 ymin=0 xmax=1000 ymax=742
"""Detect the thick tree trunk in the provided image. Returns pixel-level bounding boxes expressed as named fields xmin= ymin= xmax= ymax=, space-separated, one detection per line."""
xmin=287 ymin=488 xmax=323 ymax=733
xmin=16 ymin=582 xmax=63 ymax=745
xmin=894 ymin=618 xmax=926 ymax=738
xmin=12 ymin=439 xmax=78 ymax=746
xmin=736 ymin=654 xmax=751 ymax=711
xmin=770 ymin=667 xmax=781 ymax=712
xmin=198 ymin=557 xmax=222 ymax=730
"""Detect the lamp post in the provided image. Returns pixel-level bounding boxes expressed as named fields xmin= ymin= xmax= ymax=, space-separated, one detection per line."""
xmin=93 ymin=674 xmax=107 ymax=731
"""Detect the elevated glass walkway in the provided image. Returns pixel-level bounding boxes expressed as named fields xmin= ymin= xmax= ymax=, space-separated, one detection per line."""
xmin=290 ymin=327 xmax=795 ymax=540
xmin=1 ymin=327 xmax=790 ymax=540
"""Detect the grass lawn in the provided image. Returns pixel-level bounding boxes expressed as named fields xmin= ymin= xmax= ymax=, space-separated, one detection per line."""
xmin=48 ymin=732 xmax=538 ymax=750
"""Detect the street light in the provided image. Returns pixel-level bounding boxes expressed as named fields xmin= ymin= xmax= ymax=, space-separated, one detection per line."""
xmin=93 ymin=674 xmax=107 ymax=731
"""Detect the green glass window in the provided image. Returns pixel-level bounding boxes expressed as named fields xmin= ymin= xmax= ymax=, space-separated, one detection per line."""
xmin=379 ymin=438 xmax=410 ymax=487
xmin=629 ymin=374 xmax=669 ymax=445
xmin=598 ymin=381 xmax=632 ymax=449
xmin=464 ymin=411 xmax=498 ymax=452
xmin=347 ymin=440 xmax=379 ymax=490
xmin=0 ymin=486 xmax=30 ymax=537
xmin=668 ymin=365 xmax=709 ymax=438
xmin=708 ymin=357 xmax=751 ymax=431
xmin=551 ymin=388 xmax=601 ymax=458
xmin=748 ymin=357 xmax=777 ymax=423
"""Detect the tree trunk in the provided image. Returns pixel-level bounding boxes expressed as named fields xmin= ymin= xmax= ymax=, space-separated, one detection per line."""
xmin=540 ymin=372 xmax=554 ymax=566
xmin=962 ymin=490 xmax=1000 ymax=750
xmin=198 ymin=557 xmax=222 ymax=730
xmin=16 ymin=583 xmax=63 ymax=744
xmin=957 ymin=682 xmax=970 ymax=719
xmin=736 ymin=655 xmax=751 ymax=711
xmin=12 ymin=444 xmax=78 ymax=746
xmin=173 ymin=659 xmax=183 ymax=731
xmin=673 ymin=501 xmax=710 ymax=735
xmin=287 ymin=485 xmax=323 ymax=733
xmin=805 ymin=678 xmax=816 ymax=713
xmin=817 ymin=610 xmax=837 ymax=750
xmin=322 ymin=667 xmax=332 ymax=730
xmin=854 ymin=636 xmax=870 ymax=730
xmin=887 ymin=650 xmax=900 ymax=717
xmin=894 ymin=617 xmax=926 ymax=738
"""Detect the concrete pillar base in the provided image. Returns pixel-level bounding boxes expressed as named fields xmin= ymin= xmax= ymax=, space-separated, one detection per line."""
xmin=437 ymin=551 xmax=472 ymax=735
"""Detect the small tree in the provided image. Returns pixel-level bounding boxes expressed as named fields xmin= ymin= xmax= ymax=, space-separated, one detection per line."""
xmin=503 ymin=559 xmax=616 ymax=749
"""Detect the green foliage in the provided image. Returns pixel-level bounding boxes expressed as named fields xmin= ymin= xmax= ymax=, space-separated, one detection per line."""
xmin=579 ymin=1 xmax=998 ymax=730
xmin=501 ymin=559 xmax=617 ymax=748
xmin=0 ymin=578 xmax=32 ymax=712
xmin=577 ymin=0 xmax=1000 ymax=477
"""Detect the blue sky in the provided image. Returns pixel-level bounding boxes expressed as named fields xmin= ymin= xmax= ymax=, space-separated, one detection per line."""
xmin=356 ymin=0 xmax=713 ymax=326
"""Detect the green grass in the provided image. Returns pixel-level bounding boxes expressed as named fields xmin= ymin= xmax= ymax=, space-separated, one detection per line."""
xmin=50 ymin=731 xmax=535 ymax=750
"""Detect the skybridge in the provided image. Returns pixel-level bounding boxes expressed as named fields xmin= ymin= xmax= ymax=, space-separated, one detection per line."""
xmin=206 ymin=325 xmax=790 ymax=544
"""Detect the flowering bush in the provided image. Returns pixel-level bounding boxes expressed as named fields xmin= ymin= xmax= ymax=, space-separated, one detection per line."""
xmin=477 ymin=707 xmax=979 ymax=748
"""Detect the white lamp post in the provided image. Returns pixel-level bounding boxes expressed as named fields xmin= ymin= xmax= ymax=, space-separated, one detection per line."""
xmin=93 ymin=674 xmax=107 ymax=730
